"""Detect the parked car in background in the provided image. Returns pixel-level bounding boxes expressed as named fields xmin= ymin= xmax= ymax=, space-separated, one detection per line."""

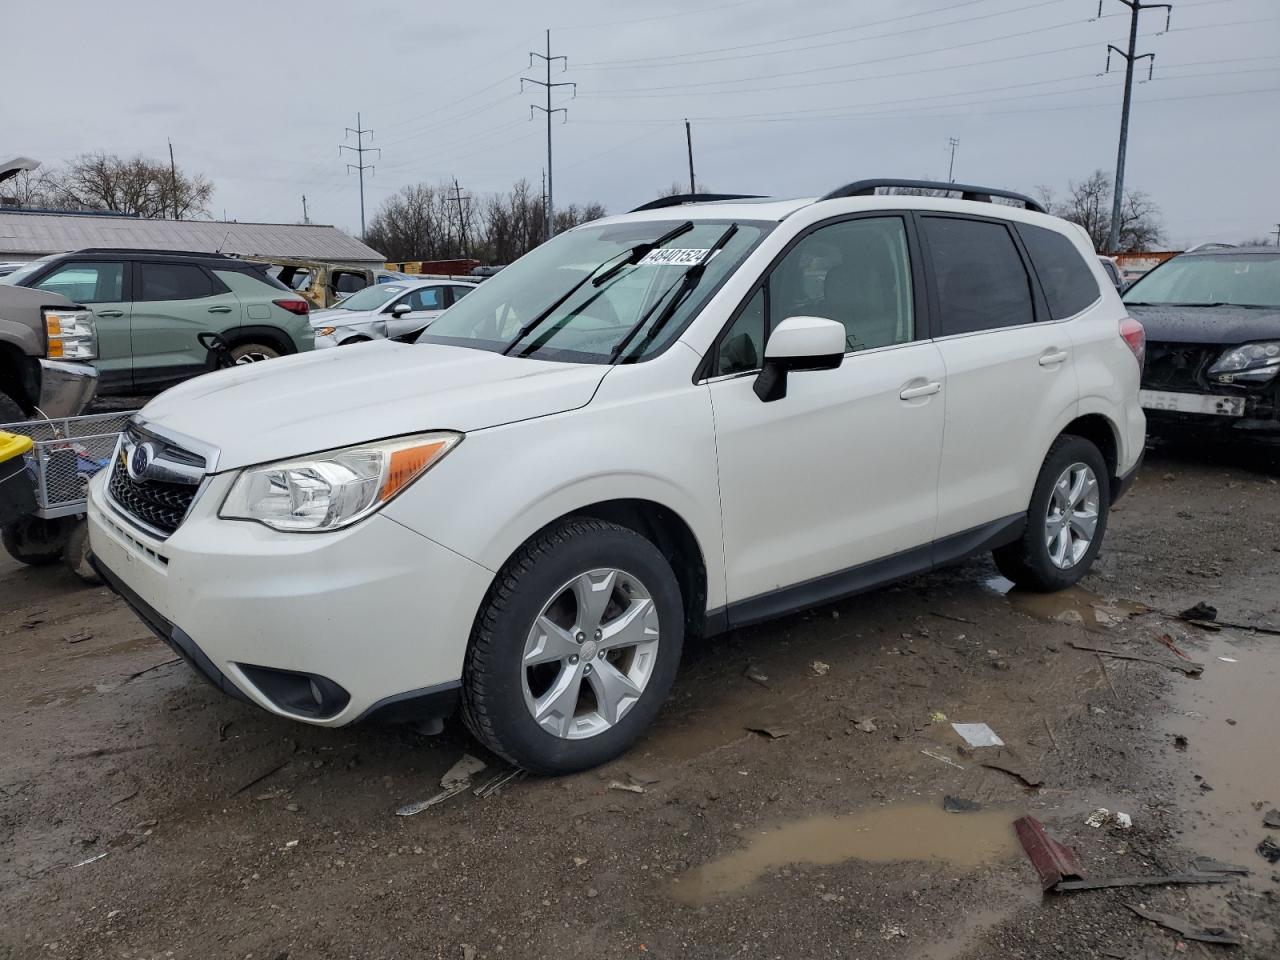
xmin=2 ymin=249 xmax=313 ymax=395
xmin=0 ymin=262 xmax=29 ymax=278
xmin=252 ymin=257 xmax=410 ymax=309
xmin=1126 ymin=244 xmax=1280 ymax=439
xmin=88 ymin=179 xmax=1144 ymax=775
xmin=0 ymin=283 xmax=99 ymax=420
xmin=311 ymin=277 xmax=478 ymax=348
xmin=1098 ymin=256 xmax=1124 ymax=291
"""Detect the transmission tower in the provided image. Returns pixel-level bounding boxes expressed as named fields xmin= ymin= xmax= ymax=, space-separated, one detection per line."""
xmin=340 ymin=113 xmax=380 ymax=240
xmin=523 ymin=30 xmax=575 ymax=240
xmin=1100 ymin=1 xmax=1172 ymax=254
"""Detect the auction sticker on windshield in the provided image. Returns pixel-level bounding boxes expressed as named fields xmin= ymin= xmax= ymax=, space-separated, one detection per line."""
xmin=639 ymin=248 xmax=712 ymax=266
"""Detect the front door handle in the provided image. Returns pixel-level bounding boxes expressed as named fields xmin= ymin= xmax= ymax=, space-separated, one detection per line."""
xmin=900 ymin=381 xmax=942 ymax=400
xmin=1039 ymin=349 xmax=1069 ymax=367
xmin=207 ymin=305 xmax=233 ymax=314
xmin=96 ymin=309 xmax=124 ymax=318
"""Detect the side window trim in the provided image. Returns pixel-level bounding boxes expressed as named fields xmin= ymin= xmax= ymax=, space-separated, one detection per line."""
xmin=696 ymin=210 xmax=928 ymax=383
xmin=913 ymin=211 xmax=1045 ymax=339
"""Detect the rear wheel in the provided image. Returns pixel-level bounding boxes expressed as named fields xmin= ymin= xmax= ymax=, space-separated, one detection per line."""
xmin=461 ymin=518 xmax=684 ymax=775
xmin=2 ymin=515 xmax=75 ymax=566
xmin=230 ymin=342 xmax=282 ymax=364
xmin=994 ymin=435 xmax=1110 ymax=592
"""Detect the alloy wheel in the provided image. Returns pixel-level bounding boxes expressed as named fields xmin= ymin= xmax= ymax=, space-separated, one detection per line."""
xmin=1045 ymin=461 xmax=1100 ymax=569
xmin=521 ymin=568 xmax=660 ymax=740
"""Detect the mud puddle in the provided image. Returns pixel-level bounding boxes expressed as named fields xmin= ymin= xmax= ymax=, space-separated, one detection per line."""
xmin=1166 ymin=632 xmax=1280 ymax=894
xmin=672 ymin=802 xmax=1019 ymax=902
xmin=985 ymin=577 xmax=1146 ymax=631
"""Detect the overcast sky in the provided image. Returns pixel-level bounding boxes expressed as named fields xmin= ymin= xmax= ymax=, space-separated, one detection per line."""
xmin=6 ymin=0 xmax=1278 ymax=247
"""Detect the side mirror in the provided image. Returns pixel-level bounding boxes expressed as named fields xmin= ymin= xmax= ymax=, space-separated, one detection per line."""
xmin=390 ymin=302 xmax=412 ymax=317
xmin=753 ymin=316 xmax=845 ymax=402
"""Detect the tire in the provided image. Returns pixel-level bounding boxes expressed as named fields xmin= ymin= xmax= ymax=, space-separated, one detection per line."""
xmin=230 ymin=342 xmax=282 ymax=364
xmin=994 ymin=435 xmax=1111 ymax=592
xmin=63 ymin=518 xmax=100 ymax=583
xmin=2 ymin=516 xmax=76 ymax=566
xmin=461 ymin=517 xmax=685 ymax=775
xmin=0 ymin=389 xmax=26 ymax=423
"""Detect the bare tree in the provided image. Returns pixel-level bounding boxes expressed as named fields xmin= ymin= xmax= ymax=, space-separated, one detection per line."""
xmin=1041 ymin=169 xmax=1163 ymax=252
xmin=368 ymin=179 xmax=606 ymax=265
xmin=1 ymin=167 xmax=61 ymax=208
xmin=43 ymin=152 xmax=212 ymax=219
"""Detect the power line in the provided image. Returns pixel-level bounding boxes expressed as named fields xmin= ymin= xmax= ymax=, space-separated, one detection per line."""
xmin=554 ymin=0 xmax=760 ymax=31
xmin=340 ymin=113 xmax=380 ymax=240
xmin=523 ymin=29 xmax=575 ymax=239
xmin=1102 ymin=0 xmax=1172 ymax=254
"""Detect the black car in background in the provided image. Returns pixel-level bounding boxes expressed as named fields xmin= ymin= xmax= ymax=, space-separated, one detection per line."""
xmin=1125 ymin=245 xmax=1280 ymax=439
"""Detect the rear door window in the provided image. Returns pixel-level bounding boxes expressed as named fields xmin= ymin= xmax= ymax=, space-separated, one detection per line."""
xmin=922 ymin=217 xmax=1035 ymax=335
xmin=1018 ymin=223 xmax=1101 ymax=319
xmin=137 ymin=262 xmax=215 ymax=301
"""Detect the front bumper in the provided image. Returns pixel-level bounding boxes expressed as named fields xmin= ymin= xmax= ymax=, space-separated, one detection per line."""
xmin=87 ymin=471 xmax=492 ymax=727
xmin=37 ymin=359 xmax=98 ymax=418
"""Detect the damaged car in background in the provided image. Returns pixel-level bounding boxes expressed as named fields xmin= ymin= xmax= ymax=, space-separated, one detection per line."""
xmin=310 ymin=277 xmax=477 ymax=348
xmin=1126 ymin=244 xmax=1280 ymax=439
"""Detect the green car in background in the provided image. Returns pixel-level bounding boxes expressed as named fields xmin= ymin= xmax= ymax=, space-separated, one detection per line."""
xmin=2 ymin=248 xmax=314 ymax=394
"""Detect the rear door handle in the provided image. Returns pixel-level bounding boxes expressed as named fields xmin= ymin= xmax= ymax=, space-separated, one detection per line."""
xmin=899 ymin=381 xmax=942 ymax=400
xmin=207 ymin=305 xmax=233 ymax=314
xmin=1039 ymin=349 xmax=1069 ymax=367
xmin=96 ymin=309 xmax=124 ymax=318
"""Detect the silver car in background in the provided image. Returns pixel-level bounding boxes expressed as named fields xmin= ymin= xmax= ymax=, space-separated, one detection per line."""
xmin=311 ymin=277 xmax=478 ymax=348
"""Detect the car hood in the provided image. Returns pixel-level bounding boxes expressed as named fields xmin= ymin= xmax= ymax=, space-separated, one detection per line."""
xmin=1128 ymin=304 xmax=1280 ymax=345
xmin=138 ymin=340 xmax=608 ymax=471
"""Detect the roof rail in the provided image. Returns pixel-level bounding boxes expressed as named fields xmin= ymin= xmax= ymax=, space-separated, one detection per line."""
xmin=818 ymin=179 xmax=1047 ymax=214
xmin=630 ymin=193 xmax=765 ymax=212
xmin=70 ymin=247 xmax=235 ymax=258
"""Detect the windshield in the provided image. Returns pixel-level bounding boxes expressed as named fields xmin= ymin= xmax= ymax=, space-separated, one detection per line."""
xmin=417 ymin=219 xmax=769 ymax=363
xmin=1124 ymin=254 xmax=1280 ymax=308
xmin=335 ymin=284 xmax=406 ymax=311
xmin=0 ymin=256 xmax=58 ymax=287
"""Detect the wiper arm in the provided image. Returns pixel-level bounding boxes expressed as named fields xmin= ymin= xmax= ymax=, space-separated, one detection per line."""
xmin=501 ymin=220 xmax=693 ymax=357
xmin=592 ymin=221 xmax=694 ymax=288
xmin=609 ymin=223 xmax=739 ymax=364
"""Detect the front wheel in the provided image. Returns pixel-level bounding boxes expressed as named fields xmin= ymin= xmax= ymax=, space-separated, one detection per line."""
xmin=2 ymin=516 xmax=76 ymax=566
xmin=461 ymin=518 xmax=684 ymax=775
xmin=994 ymin=435 xmax=1110 ymax=592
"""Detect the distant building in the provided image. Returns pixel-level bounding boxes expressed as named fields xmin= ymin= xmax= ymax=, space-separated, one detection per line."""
xmin=0 ymin=208 xmax=383 ymax=264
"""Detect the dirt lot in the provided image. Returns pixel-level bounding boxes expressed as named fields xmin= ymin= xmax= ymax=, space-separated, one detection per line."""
xmin=2 ymin=441 xmax=1278 ymax=959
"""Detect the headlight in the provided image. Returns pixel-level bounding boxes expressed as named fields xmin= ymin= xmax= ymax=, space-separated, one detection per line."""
xmin=220 ymin=432 xmax=461 ymax=532
xmin=315 ymin=326 xmax=337 ymax=337
xmin=44 ymin=307 xmax=98 ymax=360
xmin=1208 ymin=341 xmax=1280 ymax=383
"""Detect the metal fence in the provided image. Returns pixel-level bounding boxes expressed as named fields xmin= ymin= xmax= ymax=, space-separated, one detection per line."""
xmin=0 ymin=412 xmax=133 ymax=518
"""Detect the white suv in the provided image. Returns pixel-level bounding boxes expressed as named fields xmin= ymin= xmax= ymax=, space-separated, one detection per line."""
xmin=87 ymin=179 xmax=1146 ymax=774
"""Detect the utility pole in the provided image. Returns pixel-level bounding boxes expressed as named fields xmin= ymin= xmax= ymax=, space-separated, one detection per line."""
xmin=523 ymin=30 xmax=575 ymax=240
xmin=1101 ymin=0 xmax=1172 ymax=254
xmin=167 ymin=139 xmax=179 ymax=220
xmin=685 ymin=119 xmax=697 ymax=194
xmin=451 ymin=177 xmax=472 ymax=257
xmin=340 ymin=113 xmax=380 ymax=240
xmin=301 ymin=194 xmax=309 ymax=224
xmin=1273 ymin=224 xmax=1280 ymax=246
xmin=946 ymin=137 xmax=960 ymax=182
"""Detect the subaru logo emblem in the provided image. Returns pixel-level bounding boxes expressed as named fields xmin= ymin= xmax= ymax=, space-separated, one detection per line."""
xmin=127 ymin=442 xmax=156 ymax=482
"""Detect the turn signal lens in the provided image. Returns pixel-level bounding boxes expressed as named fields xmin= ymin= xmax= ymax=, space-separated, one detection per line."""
xmin=381 ymin=439 xmax=452 ymax=500
xmin=43 ymin=308 xmax=98 ymax=361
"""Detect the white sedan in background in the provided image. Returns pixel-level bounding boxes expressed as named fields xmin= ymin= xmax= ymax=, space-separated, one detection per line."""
xmin=312 ymin=277 xmax=478 ymax=348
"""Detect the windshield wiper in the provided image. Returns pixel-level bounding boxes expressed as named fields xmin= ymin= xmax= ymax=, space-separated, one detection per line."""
xmin=501 ymin=221 xmax=693 ymax=357
xmin=609 ymin=223 xmax=739 ymax=364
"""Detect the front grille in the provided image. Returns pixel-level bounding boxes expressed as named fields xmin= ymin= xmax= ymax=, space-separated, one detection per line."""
xmin=108 ymin=466 xmax=196 ymax=535
xmin=1142 ymin=342 xmax=1219 ymax=392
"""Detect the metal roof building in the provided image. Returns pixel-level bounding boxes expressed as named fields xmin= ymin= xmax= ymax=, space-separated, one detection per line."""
xmin=0 ymin=209 xmax=384 ymax=263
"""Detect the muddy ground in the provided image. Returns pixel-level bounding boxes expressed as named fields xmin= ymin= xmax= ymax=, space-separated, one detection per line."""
xmin=2 ymin=441 xmax=1278 ymax=959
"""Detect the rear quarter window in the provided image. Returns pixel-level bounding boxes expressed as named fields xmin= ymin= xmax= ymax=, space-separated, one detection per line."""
xmin=1017 ymin=223 xmax=1101 ymax=319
